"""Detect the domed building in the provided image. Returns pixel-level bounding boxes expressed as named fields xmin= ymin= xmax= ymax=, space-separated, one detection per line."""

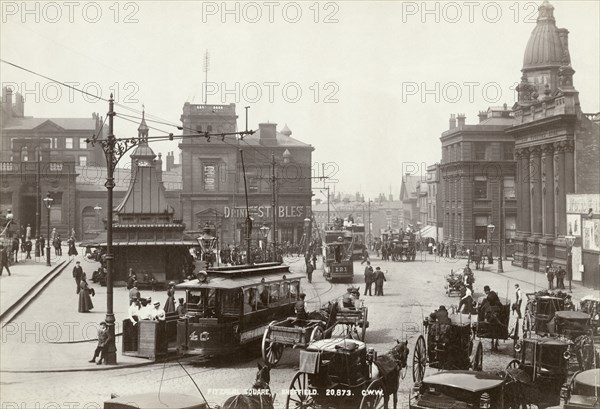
xmin=508 ymin=0 xmax=600 ymax=288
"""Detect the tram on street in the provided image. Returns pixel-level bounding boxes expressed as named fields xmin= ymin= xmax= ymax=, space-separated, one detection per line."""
xmin=174 ymin=262 xmax=305 ymax=357
xmin=322 ymin=229 xmax=354 ymax=282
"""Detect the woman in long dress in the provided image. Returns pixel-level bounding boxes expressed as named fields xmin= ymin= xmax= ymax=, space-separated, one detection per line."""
xmin=164 ymin=281 xmax=176 ymax=314
xmin=68 ymin=237 xmax=78 ymax=257
xmin=79 ymin=273 xmax=94 ymax=313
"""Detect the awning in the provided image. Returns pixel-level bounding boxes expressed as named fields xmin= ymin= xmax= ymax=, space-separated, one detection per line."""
xmin=417 ymin=225 xmax=437 ymax=239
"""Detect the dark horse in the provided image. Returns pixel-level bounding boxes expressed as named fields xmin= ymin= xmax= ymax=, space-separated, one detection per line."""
xmin=222 ymin=363 xmax=273 ymax=409
xmin=370 ymin=340 xmax=410 ymax=409
xmin=307 ymin=301 xmax=339 ymax=338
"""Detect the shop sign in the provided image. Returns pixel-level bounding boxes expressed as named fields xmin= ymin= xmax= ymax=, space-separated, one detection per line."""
xmin=223 ymin=205 xmax=308 ymax=219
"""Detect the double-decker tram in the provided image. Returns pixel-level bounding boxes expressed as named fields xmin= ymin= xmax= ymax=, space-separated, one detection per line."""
xmin=322 ymin=229 xmax=354 ymax=282
xmin=346 ymin=223 xmax=366 ymax=260
xmin=175 ymin=262 xmax=305 ymax=357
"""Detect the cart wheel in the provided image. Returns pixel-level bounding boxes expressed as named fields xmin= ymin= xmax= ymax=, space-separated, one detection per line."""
xmin=412 ymin=335 xmax=427 ymax=383
xmin=309 ymin=325 xmax=324 ymax=343
xmin=471 ymin=341 xmax=483 ymax=371
xmin=359 ymin=379 xmax=385 ymax=409
xmin=361 ymin=308 xmax=368 ymax=342
xmin=286 ymin=372 xmax=316 ymax=409
xmin=262 ymin=324 xmax=283 ymax=366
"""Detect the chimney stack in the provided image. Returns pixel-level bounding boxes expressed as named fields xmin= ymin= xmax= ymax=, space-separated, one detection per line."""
xmin=3 ymin=87 xmax=13 ymax=122
xmin=478 ymin=111 xmax=487 ymax=123
xmin=457 ymin=114 xmax=466 ymax=127
xmin=259 ymin=123 xmax=277 ymax=146
xmin=166 ymin=151 xmax=175 ymax=171
xmin=449 ymin=114 xmax=456 ymax=130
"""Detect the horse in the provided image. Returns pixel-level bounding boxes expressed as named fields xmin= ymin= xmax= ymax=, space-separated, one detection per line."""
xmin=307 ymin=301 xmax=339 ymax=338
xmin=369 ymin=340 xmax=410 ymax=409
xmin=222 ymin=363 xmax=273 ymax=409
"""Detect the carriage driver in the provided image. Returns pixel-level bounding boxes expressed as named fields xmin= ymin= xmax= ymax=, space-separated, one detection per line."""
xmin=342 ymin=287 xmax=357 ymax=309
xmin=295 ymin=293 xmax=308 ymax=321
xmin=429 ymin=305 xmax=451 ymax=325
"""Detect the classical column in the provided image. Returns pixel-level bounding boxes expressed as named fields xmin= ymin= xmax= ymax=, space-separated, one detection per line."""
xmin=553 ymin=141 xmax=566 ymax=236
xmin=515 ymin=149 xmax=522 ymax=234
xmin=564 ymin=140 xmax=575 ymax=195
xmin=530 ymin=146 xmax=543 ymax=236
xmin=542 ymin=144 xmax=555 ymax=238
xmin=520 ymin=148 xmax=531 ymax=235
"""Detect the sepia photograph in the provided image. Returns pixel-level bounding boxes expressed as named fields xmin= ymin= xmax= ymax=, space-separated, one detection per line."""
xmin=1 ymin=1 xmax=599 ymax=408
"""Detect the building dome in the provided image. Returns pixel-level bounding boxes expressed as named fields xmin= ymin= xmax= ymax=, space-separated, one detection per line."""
xmin=522 ymin=1 xmax=569 ymax=70
xmin=281 ymin=124 xmax=292 ymax=136
xmin=131 ymin=143 xmax=156 ymax=159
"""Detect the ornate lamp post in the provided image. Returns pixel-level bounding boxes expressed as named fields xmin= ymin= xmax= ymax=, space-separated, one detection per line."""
xmin=94 ymin=204 xmax=102 ymax=233
xmin=42 ymin=193 xmax=53 ymax=266
xmin=487 ymin=223 xmax=495 ymax=266
xmin=260 ymin=224 xmax=270 ymax=262
xmin=197 ymin=223 xmax=217 ymax=269
xmin=565 ymin=235 xmax=576 ymax=292
xmin=303 ymin=217 xmax=311 ymax=254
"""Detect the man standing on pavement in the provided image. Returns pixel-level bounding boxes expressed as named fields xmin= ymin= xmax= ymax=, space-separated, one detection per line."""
xmin=25 ymin=238 xmax=32 ymax=259
xmin=126 ymin=268 xmax=137 ymax=290
xmin=556 ymin=266 xmax=566 ymax=289
xmin=305 ymin=260 xmax=314 ymax=283
xmin=363 ymin=261 xmax=374 ymax=296
xmin=374 ymin=267 xmax=386 ymax=296
xmin=513 ymin=283 xmax=523 ymax=319
xmin=0 ymin=245 xmax=11 ymax=276
xmin=129 ymin=281 xmax=141 ymax=302
xmin=89 ymin=321 xmax=108 ymax=365
xmin=545 ymin=263 xmax=554 ymax=290
xmin=73 ymin=261 xmax=83 ymax=294
xmin=38 ymin=235 xmax=45 ymax=257
xmin=360 ymin=247 xmax=370 ymax=265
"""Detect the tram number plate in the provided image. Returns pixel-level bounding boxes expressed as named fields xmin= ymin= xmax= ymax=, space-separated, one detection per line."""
xmin=333 ymin=266 xmax=348 ymax=273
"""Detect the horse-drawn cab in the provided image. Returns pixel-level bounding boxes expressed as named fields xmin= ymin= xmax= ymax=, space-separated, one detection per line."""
xmin=508 ymin=337 xmax=571 ymax=408
xmin=561 ymin=368 xmax=600 ymax=408
xmin=523 ymin=291 xmax=574 ymax=337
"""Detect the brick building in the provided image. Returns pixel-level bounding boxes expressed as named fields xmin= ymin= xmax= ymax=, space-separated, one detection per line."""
xmin=178 ymin=102 xmax=314 ymax=246
xmin=508 ymin=0 xmax=600 ymax=288
xmin=400 ymin=174 xmax=422 ymax=228
xmin=440 ymin=108 xmax=518 ymax=251
xmin=426 ymin=163 xmax=443 ymax=242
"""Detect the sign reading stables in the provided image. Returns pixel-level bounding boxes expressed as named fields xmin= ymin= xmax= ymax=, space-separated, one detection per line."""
xmin=223 ymin=205 xmax=308 ymax=219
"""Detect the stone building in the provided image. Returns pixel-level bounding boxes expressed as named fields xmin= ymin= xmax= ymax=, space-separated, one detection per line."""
xmin=439 ymin=108 xmax=518 ymax=251
xmin=508 ymin=0 xmax=600 ymax=288
xmin=426 ymin=163 xmax=443 ymax=241
xmin=178 ymin=102 xmax=314 ymax=246
xmin=400 ymin=174 xmax=422 ymax=228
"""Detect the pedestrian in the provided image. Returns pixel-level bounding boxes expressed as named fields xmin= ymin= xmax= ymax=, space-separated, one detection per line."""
xmin=126 ymin=268 xmax=136 ymax=290
xmin=26 ymin=224 xmax=32 ymax=240
xmin=164 ymin=281 xmax=176 ymax=314
xmin=374 ymin=267 xmax=386 ymax=296
xmin=176 ymin=298 xmax=187 ymax=316
xmin=311 ymin=252 xmax=317 ymax=270
xmin=513 ymin=284 xmax=523 ymax=319
xmin=67 ymin=236 xmax=78 ymax=257
xmin=428 ymin=241 xmax=433 ymax=254
xmin=129 ymin=281 xmax=141 ymax=303
xmin=556 ymin=265 xmax=566 ymax=289
xmin=151 ymin=301 xmax=166 ymax=321
xmin=545 ymin=263 xmax=554 ymax=290
xmin=53 ymin=236 xmax=60 ymax=256
xmin=458 ymin=285 xmax=473 ymax=314
xmin=381 ymin=245 xmax=387 ymax=261
xmin=89 ymin=321 xmax=109 ymax=365
xmin=24 ymin=239 xmax=32 ymax=259
xmin=0 ymin=245 xmax=11 ymax=276
xmin=78 ymin=273 xmax=94 ymax=313
xmin=363 ymin=261 xmax=374 ymax=296
xmin=11 ymin=237 xmax=19 ymax=264
xmin=306 ymin=261 xmax=314 ymax=283
xmin=73 ymin=261 xmax=83 ymax=294
xmin=39 ymin=235 xmax=45 ymax=257
xmin=360 ymin=247 xmax=370 ymax=265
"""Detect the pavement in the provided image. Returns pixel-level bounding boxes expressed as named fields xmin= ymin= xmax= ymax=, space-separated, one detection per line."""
xmin=0 ymin=248 xmax=597 ymax=374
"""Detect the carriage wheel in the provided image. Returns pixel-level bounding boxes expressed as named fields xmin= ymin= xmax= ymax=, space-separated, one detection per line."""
xmin=360 ymin=308 xmax=368 ymax=342
xmin=471 ymin=341 xmax=483 ymax=371
xmin=412 ymin=335 xmax=427 ymax=383
xmin=262 ymin=325 xmax=284 ymax=366
xmin=286 ymin=372 xmax=316 ymax=409
xmin=359 ymin=379 xmax=385 ymax=409
xmin=309 ymin=325 xmax=324 ymax=343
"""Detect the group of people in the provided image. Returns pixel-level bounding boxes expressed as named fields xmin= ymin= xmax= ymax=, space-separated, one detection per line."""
xmin=363 ymin=261 xmax=386 ymax=296
xmin=545 ymin=262 xmax=567 ymax=290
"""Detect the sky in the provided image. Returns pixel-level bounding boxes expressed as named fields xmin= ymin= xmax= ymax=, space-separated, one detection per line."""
xmin=1 ymin=0 xmax=599 ymax=200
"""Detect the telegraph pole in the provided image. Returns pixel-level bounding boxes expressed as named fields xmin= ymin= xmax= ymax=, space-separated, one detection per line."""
xmin=271 ymin=153 xmax=277 ymax=261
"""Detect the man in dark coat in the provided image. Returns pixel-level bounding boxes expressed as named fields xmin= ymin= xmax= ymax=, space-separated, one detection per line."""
xmin=0 ymin=245 xmax=11 ymax=276
xmin=73 ymin=261 xmax=83 ymax=294
xmin=24 ymin=239 xmax=32 ymax=259
xmin=306 ymin=261 xmax=314 ymax=283
xmin=126 ymin=268 xmax=136 ymax=290
xmin=429 ymin=305 xmax=451 ymax=325
xmin=363 ymin=261 xmax=374 ymax=296
xmin=38 ymin=235 xmax=45 ymax=257
xmin=11 ymin=237 xmax=19 ymax=264
xmin=374 ymin=267 xmax=386 ymax=296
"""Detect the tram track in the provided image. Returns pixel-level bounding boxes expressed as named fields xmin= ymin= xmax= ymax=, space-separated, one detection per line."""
xmin=0 ymin=259 xmax=70 ymax=328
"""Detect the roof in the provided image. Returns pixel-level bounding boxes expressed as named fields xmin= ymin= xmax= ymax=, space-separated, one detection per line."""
xmin=400 ymin=175 xmax=423 ymax=201
xmin=422 ymin=371 xmax=504 ymax=393
xmin=522 ymin=0 xmax=568 ymax=70
xmin=2 ymin=117 xmax=96 ymax=131
xmin=417 ymin=225 xmax=437 ymax=239
xmin=306 ymin=338 xmax=366 ymax=354
xmin=242 ymin=129 xmax=312 ymax=148
xmin=175 ymin=266 xmax=304 ymax=290
xmin=114 ymin=158 xmax=171 ymax=215
xmin=554 ymin=310 xmax=590 ymax=320
xmin=104 ymin=393 xmax=206 ymax=409
xmin=573 ymin=369 xmax=600 ymax=389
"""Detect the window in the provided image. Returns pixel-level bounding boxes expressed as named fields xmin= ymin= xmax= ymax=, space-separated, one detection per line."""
xmin=505 ymin=215 xmax=517 ymax=239
xmin=474 ymin=215 xmax=490 ymax=242
xmin=80 ymin=138 xmax=87 ymax=149
xmin=503 ymin=143 xmax=514 ymax=160
xmin=21 ymin=146 xmax=28 ymax=162
xmin=65 ymin=138 xmax=73 ymax=149
xmin=204 ymin=164 xmax=217 ymax=191
xmin=474 ymin=177 xmax=487 ymax=199
xmin=79 ymin=156 xmax=87 ymax=167
xmin=504 ymin=177 xmax=515 ymax=199
xmin=474 ymin=143 xmax=487 ymax=161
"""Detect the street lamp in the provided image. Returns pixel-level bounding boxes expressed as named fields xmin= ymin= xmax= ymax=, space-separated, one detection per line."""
xmin=94 ymin=204 xmax=102 ymax=233
xmin=260 ymin=224 xmax=270 ymax=262
xmin=565 ymin=235 xmax=576 ymax=292
xmin=303 ymin=217 xmax=311 ymax=254
xmin=487 ymin=223 xmax=495 ymax=266
xmin=197 ymin=223 xmax=218 ymax=269
xmin=42 ymin=193 xmax=53 ymax=266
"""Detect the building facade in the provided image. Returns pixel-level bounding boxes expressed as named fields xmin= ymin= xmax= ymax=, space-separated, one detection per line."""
xmin=508 ymin=0 xmax=600 ymax=288
xmin=400 ymin=174 xmax=422 ymax=228
xmin=426 ymin=163 xmax=443 ymax=241
xmin=179 ymin=102 xmax=314 ymax=247
xmin=440 ymin=108 xmax=518 ymax=251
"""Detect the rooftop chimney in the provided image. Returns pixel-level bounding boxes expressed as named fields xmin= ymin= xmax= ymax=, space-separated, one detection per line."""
xmin=478 ymin=111 xmax=487 ymax=123
xmin=457 ymin=114 xmax=466 ymax=127
xmin=3 ymin=87 xmax=13 ymax=122
xmin=449 ymin=114 xmax=456 ymax=130
xmin=259 ymin=122 xmax=277 ymax=146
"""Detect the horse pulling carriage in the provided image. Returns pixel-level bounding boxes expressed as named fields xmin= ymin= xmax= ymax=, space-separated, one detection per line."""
xmin=336 ymin=296 xmax=369 ymax=342
xmin=474 ymin=296 xmax=513 ymax=350
xmin=412 ymin=314 xmax=483 ymax=383
xmin=285 ymin=338 xmax=409 ymax=409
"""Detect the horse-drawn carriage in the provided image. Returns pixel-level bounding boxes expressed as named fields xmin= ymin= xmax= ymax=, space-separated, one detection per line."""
xmin=507 ymin=337 xmax=572 ymax=408
xmin=474 ymin=296 xmax=512 ymax=350
xmin=412 ymin=314 xmax=483 ymax=383
xmin=523 ymin=290 xmax=575 ymax=337
xmin=285 ymin=338 xmax=409 ymax=409
xmin=336 ymin=296 xmax=369 ymax=342
xmin=561 ymin=368 xmax=600 ymax=408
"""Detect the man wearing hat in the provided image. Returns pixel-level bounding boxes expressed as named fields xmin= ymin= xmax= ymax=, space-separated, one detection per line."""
xmin=374 ymin=267 xmax=386 ymax=296
xmin=363 ymin=261 xmax=374 ymax=296
xmin=129 ymin=281 xmax=141 ymax=303
xmin=151 ymin=301 xmax=166 ymax=321
xmin=89 ymin=321 xmax=108 ymax=365
xmin=176 ymin=297 xmax=187 ymax=316
xmin=138 ymin=297 xmax=153 ymax=320
xmin=429 ymin=305 xmax=451 ymax=325
xmin=72 ymin=261 xmax=83 ymax=294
